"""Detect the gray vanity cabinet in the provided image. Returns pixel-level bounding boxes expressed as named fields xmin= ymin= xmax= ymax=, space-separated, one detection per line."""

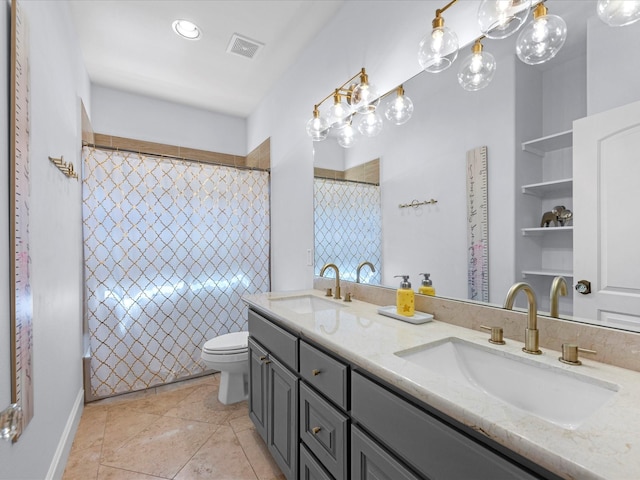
xmin=351 ymin=425 xmax=421 ymax=480
xmin=248 ymin=311 xmax=299 ymax=480
xmin=352 ymin=371 xmax=544 ymax=480
xmin=247 ymin=307 xmax=558 ymax=480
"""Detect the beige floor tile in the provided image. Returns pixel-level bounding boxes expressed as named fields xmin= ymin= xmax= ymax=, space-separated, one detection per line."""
xmin=165 ymin=383 xmax=245 ymax=424
xmin=97 ymin=465 xmax=168 ymax=479
xmin=101 ymin=415 xmax=217 ymax=478
xmin=236 ymin=427 xmax=283 ymax=480
xmin=174 ymin=425 xmax=258 ymax=480
xmin=101 ymin=408 xmax=162 ymax=458
xmin=69 ymin=404 xmax=108 ymax=454
xmin=62 ymin=443 xmax=102 ymax=480
xmin=229 ymin=412 xmax=254 ymax=433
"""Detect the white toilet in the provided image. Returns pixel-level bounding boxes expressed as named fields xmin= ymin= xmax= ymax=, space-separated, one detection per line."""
xmin=201 ymin=331 xmax=250 ymax=405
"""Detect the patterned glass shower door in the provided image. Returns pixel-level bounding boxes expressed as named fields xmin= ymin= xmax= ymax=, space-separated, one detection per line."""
xmin=82 ymin=147 xmax=270 ymax=398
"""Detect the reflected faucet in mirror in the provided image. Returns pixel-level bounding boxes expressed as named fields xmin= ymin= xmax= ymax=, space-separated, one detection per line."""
xmin=320 ymin=263 xmax=341 ymax=299
xmin=503 ymin=282 xmax=542 ymax=355
xmin=550 ymin=276 xmax=568 ymax=319
xmin=356 ymin=261 xmax=376 ymax=283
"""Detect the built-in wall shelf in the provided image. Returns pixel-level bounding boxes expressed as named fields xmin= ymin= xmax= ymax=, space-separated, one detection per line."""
xmin=522 ymin=130 xmax=573 ymax=156
xmin=522 ymin=226 xmax=573 ymax=236
xmin=522 ymin=178 xmax=573 ymax=197
xmin=522 ymin=269 xmax=574 ymax=278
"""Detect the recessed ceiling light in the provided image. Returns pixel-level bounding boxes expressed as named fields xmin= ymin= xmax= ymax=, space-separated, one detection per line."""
xmin=172 ymin=19 xmax=201 ymax=40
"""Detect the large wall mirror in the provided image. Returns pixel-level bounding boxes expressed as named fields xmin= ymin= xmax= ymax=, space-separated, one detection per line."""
xmin=313 ymin=0 xmax=640 ymax=332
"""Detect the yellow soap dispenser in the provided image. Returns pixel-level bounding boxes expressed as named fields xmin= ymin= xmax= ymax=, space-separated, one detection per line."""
xmin=394 ymin=275 xmax=415 ymax=317
xmin=418 ymin=273 xmax=436 ymax=296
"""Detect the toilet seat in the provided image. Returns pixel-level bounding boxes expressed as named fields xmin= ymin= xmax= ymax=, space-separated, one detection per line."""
xmin=202 ymin=331 xmax=249 ymax=355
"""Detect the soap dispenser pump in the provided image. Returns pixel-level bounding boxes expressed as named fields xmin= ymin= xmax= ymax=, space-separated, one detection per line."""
xmin=394 ymin=275 xmax=415 ymax=317
xmin=418 ymin=273 xmax=436 ymax=296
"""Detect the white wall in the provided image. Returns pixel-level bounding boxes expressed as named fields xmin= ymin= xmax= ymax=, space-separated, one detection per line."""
xmin=0 ymin=1 xmax=89 ymax=479
xmin=91 ymin=84 xmax=247 ymax=155
xmin=587 ymin=17 xmax=640 ymax=116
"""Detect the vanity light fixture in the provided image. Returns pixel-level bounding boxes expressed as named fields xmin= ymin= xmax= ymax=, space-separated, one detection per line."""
xmin=597 ymin=0 xmax=640 ymax=26
xmin=457 ymin=37 xmax=497 ymax=91
xmin=337 ymin=122 xmax=357 ymax=148
xmin=477 ymin=0 xmax=532 ymax=39
xmin=516 ymin=2 xmax=567 ymax=65
xmin=357 ymin=111 xmax=384 ymax=137
xmin=327 ymin=89 xmax=351 ymax=129
xmin=172 ymin=19 xmax=201 ymax=40
xmin=306 ymin=106 xmax=330 ymax=141
xmin=306 ymin=68 xmax=414 ymax=146
xmin=350 ymin=69 xmax=380 ymax=114
xmin=418 ymin=0 xmax=460 ymax=73
xmin=384 ymin=86 xmax=414 ymax=125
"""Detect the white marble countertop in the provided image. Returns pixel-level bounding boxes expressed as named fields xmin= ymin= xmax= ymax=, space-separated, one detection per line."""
xmin=243 ymin=289 xmax=640 ymax=480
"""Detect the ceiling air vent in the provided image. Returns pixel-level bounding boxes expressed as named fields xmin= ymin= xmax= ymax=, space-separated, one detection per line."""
xmin=226 ymin=33 xmax=264 ymax=60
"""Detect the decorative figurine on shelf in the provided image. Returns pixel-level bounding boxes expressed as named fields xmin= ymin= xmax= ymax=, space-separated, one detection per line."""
xmin=540 ymin=205 xmax=573 ymax=227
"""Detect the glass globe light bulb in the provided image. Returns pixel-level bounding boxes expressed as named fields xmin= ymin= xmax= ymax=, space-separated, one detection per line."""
xmin=351 ymin=82 xmax=380 ymax=114
xmin=597 ymin=0 xmax=640 ymax=26
xmin=327 ymin=91 xmax=351 ymax=129
xmin=384 ymin=87 xmax=414 ymax=125
xmin=357 ymin=111 xmax=384 ymax=138
xmin=516 ymin=4 xmax=566 ymax=65
xmin=418 ymin=16 xmax=459 ymax=73
xmin=457 ymin=41 xmax=497 ymax=91
xmin=477 ymin=0 xmax=531 ymax=39
xmin=306 ymin=108 xmax=330 ymax=142
xmin=337 ymin=123 xmax=358 ymax=148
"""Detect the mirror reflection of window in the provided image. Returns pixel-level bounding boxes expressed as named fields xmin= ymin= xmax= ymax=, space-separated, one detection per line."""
xmin=314 ymin=177 xmax=382 ymax=284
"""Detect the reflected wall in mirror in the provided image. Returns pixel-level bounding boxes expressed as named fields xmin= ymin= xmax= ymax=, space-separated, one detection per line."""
xmin=313 ymin=0 xmax=640 ymax=331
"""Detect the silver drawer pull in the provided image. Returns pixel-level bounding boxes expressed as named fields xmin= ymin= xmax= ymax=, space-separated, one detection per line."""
xmin=311 ymin=426 xmax=321 ymax=434
xmin=312 ymin=369 xmax=321 ymax=376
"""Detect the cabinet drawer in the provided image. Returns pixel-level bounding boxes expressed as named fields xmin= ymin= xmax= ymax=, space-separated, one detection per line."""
xmin=299 ymin=340 xmax=348 ymax=409
xmin=351 ymin=372 xmax=540 ymax=480
xmin=351 ymin=425 xmax=421 ymax=480
xmin=300 ymin=443 xmax=333 ymax=480
xmin=248 ymin=309 xmax=298 ymax=370
xmin=300 ymin=382 xmax=349 ymax=480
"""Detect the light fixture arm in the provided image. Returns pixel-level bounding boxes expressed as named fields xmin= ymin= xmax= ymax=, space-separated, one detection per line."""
xmin=312 ymin=68 xmax=369 ymax=111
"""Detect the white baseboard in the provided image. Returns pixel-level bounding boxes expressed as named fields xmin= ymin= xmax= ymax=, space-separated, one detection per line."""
xmin=46 ymin=388 xmax=84 ymax=480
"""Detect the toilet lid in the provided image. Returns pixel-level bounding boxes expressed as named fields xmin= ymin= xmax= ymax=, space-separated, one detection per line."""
xmin=203 ymin=331 xmax=249 ymax=354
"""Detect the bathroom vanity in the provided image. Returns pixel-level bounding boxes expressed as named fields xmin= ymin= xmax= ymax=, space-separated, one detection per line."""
xmin=244 ymin=290 xmax=640 ymax=480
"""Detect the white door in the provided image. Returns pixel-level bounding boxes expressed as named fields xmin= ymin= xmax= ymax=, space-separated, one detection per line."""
xmin=573 ymin=100 xmax=640 ymax=330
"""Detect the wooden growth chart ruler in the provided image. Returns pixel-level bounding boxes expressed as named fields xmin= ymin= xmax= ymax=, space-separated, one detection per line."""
xmin=466 ymin=146 xmax=489 ymax=302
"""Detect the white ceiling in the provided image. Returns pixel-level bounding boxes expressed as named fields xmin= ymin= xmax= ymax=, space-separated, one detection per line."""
xmin=68 ymin=0 xmax=344 ymax=118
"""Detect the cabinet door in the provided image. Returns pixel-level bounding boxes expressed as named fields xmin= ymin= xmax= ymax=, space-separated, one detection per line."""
xmin=351 ymin=426 xmax=420 ymax=480
xmin=268 ymin=355 xmax=299 ymax=480
xmin=300 ymin=443 xmax=334 ymax=480
xmin=248 ymin=337 xmax=268 ymax=441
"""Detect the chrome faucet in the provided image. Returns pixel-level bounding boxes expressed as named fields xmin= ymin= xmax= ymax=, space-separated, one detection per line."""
xmin=356 ymin=261 xmax=376 ymax=283
xmin=319 ymin=263 xmax=341 ymax=299
xmin=549 ymin=276 xmax=568 ymax=318
xmin=503 ymin=282 xmax=542 ymax=355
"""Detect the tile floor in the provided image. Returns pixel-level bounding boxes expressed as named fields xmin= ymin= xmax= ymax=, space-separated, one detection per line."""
xmin=63 ymin=374 xmax=284 ymax=480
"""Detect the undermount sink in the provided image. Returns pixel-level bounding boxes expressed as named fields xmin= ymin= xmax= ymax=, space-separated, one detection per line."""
xmin=270 ymin=295 xmax=346 ymax=314
xmin=395 ymin=337 xmax=618 ymax=430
